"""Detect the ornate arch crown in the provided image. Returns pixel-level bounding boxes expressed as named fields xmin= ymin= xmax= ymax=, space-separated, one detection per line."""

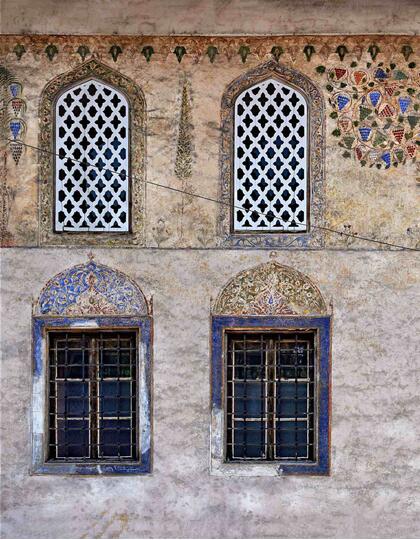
xmin=36 ymin=259 xmax=149 ymax=316
xmin=212 ymin=260 xmax=327 ymax=316
xmin=39 ymin=59 xmax=146 ymax=247
xmin=219 ymin=60 xmax=325 ymax=249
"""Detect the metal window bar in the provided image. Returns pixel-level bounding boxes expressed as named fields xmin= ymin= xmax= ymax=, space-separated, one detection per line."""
xmin=47 ymin=330 xmax=138 ymax=462
xmin=226 ymin=331 xmax=315 ymax=462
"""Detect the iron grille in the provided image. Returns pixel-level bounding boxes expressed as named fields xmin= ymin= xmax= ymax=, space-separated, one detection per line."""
xmin=226 ymin=331 xmax=315 ymax=461
xmin=47 ymin=331 xmax=137 ymax=461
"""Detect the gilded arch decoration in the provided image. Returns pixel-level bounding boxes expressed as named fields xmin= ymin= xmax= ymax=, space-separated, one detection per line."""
xmin=218 ymin=60 xmax=326 ymax=248
xmin=212 ymin=261 xmax=327 ymax=316
xmin=38 ymin=59 xmax=146 ymax=246
xmin=35 ymin=257 xmax=150 ymax=316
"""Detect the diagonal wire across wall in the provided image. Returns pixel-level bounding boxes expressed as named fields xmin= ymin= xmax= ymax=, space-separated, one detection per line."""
xmin=2 ymin=137 xmax=419 ymax=251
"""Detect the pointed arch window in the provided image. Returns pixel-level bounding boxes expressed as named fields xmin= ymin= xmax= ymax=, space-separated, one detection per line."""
xmin=234 ymin=78 xmax=308 ymax=232
xmin=55 ymin=79 xmax=130 ymax=232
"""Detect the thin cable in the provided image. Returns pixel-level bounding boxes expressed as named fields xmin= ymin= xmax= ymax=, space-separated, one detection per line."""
xmin=3 ymin=137 xmax=419 ymax=251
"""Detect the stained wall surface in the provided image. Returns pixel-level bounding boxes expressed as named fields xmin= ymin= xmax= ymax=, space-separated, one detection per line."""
xmin=1 ymin=0 xmax=420 ymax=36
xmin=1 ymin=1 xmax=420 ymax=538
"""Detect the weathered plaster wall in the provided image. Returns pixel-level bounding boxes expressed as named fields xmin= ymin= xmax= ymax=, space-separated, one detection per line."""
xmin=1 ymin=0 xmax=419 ymax=36
xmin=1 ymin=34 xmax=419 ymax=249
xmin=1 ymin=248 xmax=419 ymax=538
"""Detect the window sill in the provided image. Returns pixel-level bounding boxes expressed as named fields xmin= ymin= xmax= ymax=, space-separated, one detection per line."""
xmin=210 ymin=459 xmax=329 ymax=477
xmin=31 ymin=454 xmax=151 ymax=475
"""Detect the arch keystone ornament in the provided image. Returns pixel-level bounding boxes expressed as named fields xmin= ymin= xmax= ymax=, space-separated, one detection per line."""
xmin=219 ymin=60 xmax=326 ymax=248
xmin=212 ymin=261 xmax=327 ymax=316
xmin=39 ymin=59 xmax=146 ymax=246
xmin=36 ymin=257 xmax=149 ymax=316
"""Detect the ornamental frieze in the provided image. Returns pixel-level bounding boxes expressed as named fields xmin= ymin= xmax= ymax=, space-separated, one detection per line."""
xmin=1 ymin=35 xmax=418 ymax=65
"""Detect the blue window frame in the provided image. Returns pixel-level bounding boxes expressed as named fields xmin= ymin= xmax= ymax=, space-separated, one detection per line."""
xmin=32 ymin=316 xmax=152 ymax=475
xmin=211 ymin=315 xmax=331 ymax=476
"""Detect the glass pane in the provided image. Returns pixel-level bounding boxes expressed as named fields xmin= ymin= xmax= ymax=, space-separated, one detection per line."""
xmin=233 ymin=382 xmax=265 ymax=418
xmin=276 ymin=420 xmax=308 ymax=458
xmin=100 ymin=349 xmax=132 ymax=378
xmin=55 ymin=349 xmax=88 ymax=379
xmin=100 ymin=419 xmax=132 ymax=457
xmin=232 ymin=420 xmax=266 ymax=458
xmin=276 ymin=382 xmax=308 ymax=418
xmin=232 ymin=341 xmax=264 ymax=380
xmin=56 ymin=381 xmax=89 ymax=417
xmin=99 ymin=381 xmax=132 ymax=416
xmin=56 ymin=419 xmax=89 ymax=458
xmin=277 ymin=342 xmax=309 ymax=379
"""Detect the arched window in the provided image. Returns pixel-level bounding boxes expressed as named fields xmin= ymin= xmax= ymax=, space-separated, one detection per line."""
xmin=219 ymin=61 xmax=325 ymax=248
xmin=39 ymin=60 xmax=145 ymax=246
xmin=210 ymin=261 xmax=331 ymax=476
xmin=234 ymin=79 xmax=308 ymax=232
xmin=55 ymin=80 xmax=129 ymax=232
xmin=32 ymin=256 xmax=152 ymax=475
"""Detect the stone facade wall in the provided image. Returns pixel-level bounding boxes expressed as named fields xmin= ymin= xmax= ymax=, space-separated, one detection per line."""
xmin=1 ymin=1 xmax=420 ymax=537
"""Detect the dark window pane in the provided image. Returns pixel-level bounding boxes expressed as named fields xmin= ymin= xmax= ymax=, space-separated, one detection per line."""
xmin=100 ymin=419 xmax=132 ymax=457
xmin=56 ymin=419 xmax=89 ymax=458
xmin=99 ymin=381 xmax=132 ymax=416
xmin=276 ymin=420 xmax=309 ymax=458
xmin=100 ymin=349 xmax=132 ymax=378
xmin=226 ymin=332 xmax=315 ymax=462
xmin=277 ymin=342 xmax=309 ymax=379
xmin=56 ymin=349 xmax=88 ymax=379
xmin=48 ymin=331 xmax=137 ymax=462
xmin=56 ymin=381 xmax=89 ymax=417
xmin=233 ymin=420 xmax=266 ymax=459
xmin=233 ymin=382 xmax=265 ymax=418
xmin=276 ymin=382 xmax=308 ymax=418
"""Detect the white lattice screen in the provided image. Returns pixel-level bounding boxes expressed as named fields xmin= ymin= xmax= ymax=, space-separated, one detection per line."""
xmin=55 ymin=79 xmax=129 ymax=232
xmin=234 ymin=78 xmax=308 ymax=232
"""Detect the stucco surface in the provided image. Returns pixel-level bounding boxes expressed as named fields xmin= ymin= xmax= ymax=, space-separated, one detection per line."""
xmin=1 ymin=248 xmax=419 ymax=538
xmin=1 ymin=0 xmax=419 ymax=36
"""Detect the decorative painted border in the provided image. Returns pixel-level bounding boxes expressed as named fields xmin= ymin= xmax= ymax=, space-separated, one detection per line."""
xmin=3 ymin=35 xmax=419 ymax=65
xmin=210 ymin=315 xmax=331 ymax=476
xmin=218 ymin=60 xmax=326 ymax=248
xmin=39 ymin=59 xmax=146 ymax=246
xmin=31 ymin=316 xmax=153 ymax=475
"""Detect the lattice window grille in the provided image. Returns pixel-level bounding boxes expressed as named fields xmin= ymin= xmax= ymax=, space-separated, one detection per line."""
xmin=234 ymin=78 xmax=308 ymax=232
xmin=55 ymin=80 xmax=130 ymax=232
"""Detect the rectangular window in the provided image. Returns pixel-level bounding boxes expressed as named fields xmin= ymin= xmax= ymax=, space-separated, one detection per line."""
xmin=47 ymin=330 xmax=137 ymax=461
xmin=226 ymin=331 xmax=315 ymax=462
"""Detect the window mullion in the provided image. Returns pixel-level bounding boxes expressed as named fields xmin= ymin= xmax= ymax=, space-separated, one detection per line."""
xmin=89 ymin=335 xmax=99 ymax=460
xmin=266 ymin=337 xmax=276 ymax=460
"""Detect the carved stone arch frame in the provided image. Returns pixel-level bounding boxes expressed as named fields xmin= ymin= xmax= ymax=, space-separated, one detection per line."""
xmin=31 ymin=259 xmax=153 ymax=474
xmin=210 ymin=262 xmax=331 ymax=476
xmin=39 ymin=59 xmax=146 ymax=246
xmin=219 ymin=60 xmax=325 ymax=248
